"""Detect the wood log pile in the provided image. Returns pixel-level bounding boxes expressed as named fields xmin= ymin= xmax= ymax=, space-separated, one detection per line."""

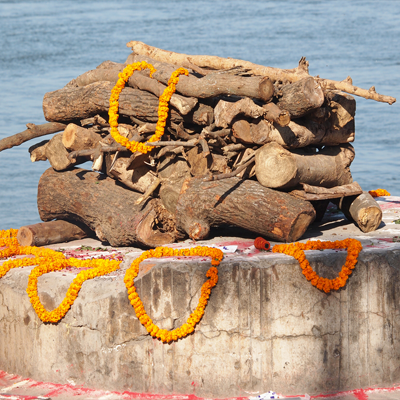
xmin=2 ymin=42 xmax=396 ymax=247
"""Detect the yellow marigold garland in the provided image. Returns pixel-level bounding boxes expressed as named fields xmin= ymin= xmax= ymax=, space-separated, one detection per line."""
xmin=108 ymin=62 xmax=189 ymax=154
xmin=124 ymin=246 xmax=224 ymax=343
xmin=369 ymin=188 xmax=391 ymax=197
xmin=272 ymin=239 xmax=362 ymax=293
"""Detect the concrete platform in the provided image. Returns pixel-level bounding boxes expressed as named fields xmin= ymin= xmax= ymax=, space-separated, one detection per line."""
xmin=1 ymin=196 xmax=400 ymax=398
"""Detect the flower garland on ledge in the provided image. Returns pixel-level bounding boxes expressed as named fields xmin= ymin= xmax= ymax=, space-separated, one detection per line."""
xmin=368 ymin=188 xmax=391 ymax=197
xmin=108 ymin=61 xmax=189 ymax=154
xmin=272 ymin=239 xmax=363 ymax=293
xmin=124 ymin=246 xmax=223 ymax=343
xmin=0 ymin=229 xmax=223 ymax=342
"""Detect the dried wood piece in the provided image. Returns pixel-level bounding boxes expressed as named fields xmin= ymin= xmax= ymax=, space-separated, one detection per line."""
xmin=317 ymin=77 xmax=396 ymax=105
xmin=108 ymin=156 xmax=158 ymax=193
xmin=232 ymin=119 xmax=270 ymax=145
xmin=71 ymin=62 xmax=198 ymax=115
xmin=290 ymin=182 xmax=363 ymax=201
xmin=43 ymin=81 xmax=183 ymax=124
xmin=29 ymin=140 xmax=49 ymax=162
xmin=45 ymin=133 xmax=89 ymax=171
xmin=127 ymin=54 xmax=275 ymax=102
xmin=0 ymin=122 xmax=66 ymax=152
xmin=325 ymin=91 xmax=356 ymax=128
xmin=255 ymin=142 xmax=355 ymax=190
xmin=17 ymin=220 xmax=92 ymax=247
xmin=214 ymin=98 xmax=266 ymax=128
xmin=276 ymin=77 xmax=325 ymax=118
xmin=263 ymin=102 xmax=291 ymax=127
xmin=37 ymin=168 xmax=179 ymax=247
xmin=337 ymin=192 xmax=383 ymax=233
xmin=126 ymin=41 xmax=310 ymax=83
xmin=126 ymin=41 xmax=396 ymax=104
xmin=175 ymin=177 xmax=316 ymax=242
xmin=62 ymin=123 xmax=102 ymax=151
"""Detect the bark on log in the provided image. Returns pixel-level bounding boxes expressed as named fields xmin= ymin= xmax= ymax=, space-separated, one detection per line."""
xmin=126 ymin=41 xmax=310 ymax=83
xmin=263 ymin=102 xmax=291 ymax=126
xmin=255 ymin=142 xmax=355 ymax=189
xmin=37 ymin=168 xmax=180 ymax=247
xmin=62 ymin=123 xmax=102 ymax=151
xmin=126 ymin=54 xmax=275 ymax=102
xmin=71 ymin=62 xmax=198 ymax=115
xmin=126 ymin=41 xmax=396 ymax=104
xmin=29 ymin=140 xmax=49 ymax=162
xmin=175 ymin=177 xmax=316 ymax=242
xmin=276 ymin=77 xmax=325 ymax=118
xmin=17 ymin=220 xmax=92 ymax=247
xmin=43 ymin=81 xmax=183 ymax=124
xmin=0 ymin=122 xmax=66 ymax=152
xmin=337 ymin=192 xmax=383 ymax=233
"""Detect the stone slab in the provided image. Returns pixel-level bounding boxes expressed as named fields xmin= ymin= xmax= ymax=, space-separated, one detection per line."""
xmin=1 ymin=196 xmax=400 ymax=398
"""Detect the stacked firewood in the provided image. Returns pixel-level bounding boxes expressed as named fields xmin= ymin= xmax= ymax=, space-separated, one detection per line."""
xmin=3 ymin=42 xmax=395 ymax=248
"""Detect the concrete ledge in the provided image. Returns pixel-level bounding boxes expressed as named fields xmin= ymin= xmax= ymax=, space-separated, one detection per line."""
xmin=1 ymin=196 xmax=400 ymax=398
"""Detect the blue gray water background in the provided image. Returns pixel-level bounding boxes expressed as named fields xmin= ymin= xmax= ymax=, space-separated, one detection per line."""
xmin=0 ymin=0 xmax=399 ymax=230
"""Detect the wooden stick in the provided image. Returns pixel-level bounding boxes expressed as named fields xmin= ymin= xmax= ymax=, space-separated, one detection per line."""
xmin=127 ymin=41 xmax=310 ymax=83
xmin=145 ymin=140 xmax=198 ymax=147
xmin=205 ymin=158 xmax=255 ymax=181
xmin=318 ymin=78 xmax=396 ymax=105
xmin=0 ymin=122 xmax=66 ymax=152
xmin=126 ymin=41 xmax=396 ymax=104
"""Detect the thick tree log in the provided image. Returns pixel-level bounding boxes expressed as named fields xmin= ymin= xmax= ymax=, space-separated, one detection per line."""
xmin=337 ymin=192 xmax=383 ymax=233
xmin=175 ymin=177 xmax=316 ymax=242
xmin=17 ymin=220 xmax=92 ymax=247
xmin=37 ymin=168 xmax=180 ymax=247
xmin=276 ymin=77 xmax=325 ymax=118
xmin=127 ymin=54 xmax=275 ymax=102
xmin=71 ymin=62 xmax=198 ymax=115
xmin=62 ymin=123 xmax=102 ymax=151
xmin=29 ymin=140 xmax=49 ymax=162
xmin=43 ymin=81 xmax=183 ymax=124
xmin=126 ymin=41 xmax=310 ymax=83
xmin=255 ymin=142 xmax=355 ymax=189
xmin=126 ymin=41 xmax=396 ymax=104
xmin=263 ymin=102 xmax=291 ymax=126
xmin=0 ymin=122 xmax=66 ymax=152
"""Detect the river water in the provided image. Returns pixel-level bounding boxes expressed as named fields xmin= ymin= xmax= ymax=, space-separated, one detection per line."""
xmin=0 ymin=0 xmax=399 ymax=230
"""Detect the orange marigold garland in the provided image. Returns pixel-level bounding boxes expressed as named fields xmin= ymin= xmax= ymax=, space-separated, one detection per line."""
xmin=27 ymin=257 xmax=120 ymax=322
xmin=369 ymin=188 xmax=391 ymax=197
xmin=272 ymin=239 xmax=362 ymax=293
xmin=0 ymin=228 xmax=223 ymax=340
xmin=108 ymin=62 xmax=189 ymax=154
xmin=124 ymin=245 xmax=224 ymax=343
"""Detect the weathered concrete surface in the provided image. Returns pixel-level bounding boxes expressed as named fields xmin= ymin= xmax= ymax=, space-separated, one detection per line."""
xmin=1 ymin=196 xmax=400 ymax=398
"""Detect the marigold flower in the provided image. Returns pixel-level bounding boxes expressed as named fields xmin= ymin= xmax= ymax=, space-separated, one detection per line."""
xmin=272 ymin=238 xmax=362 ymax=293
